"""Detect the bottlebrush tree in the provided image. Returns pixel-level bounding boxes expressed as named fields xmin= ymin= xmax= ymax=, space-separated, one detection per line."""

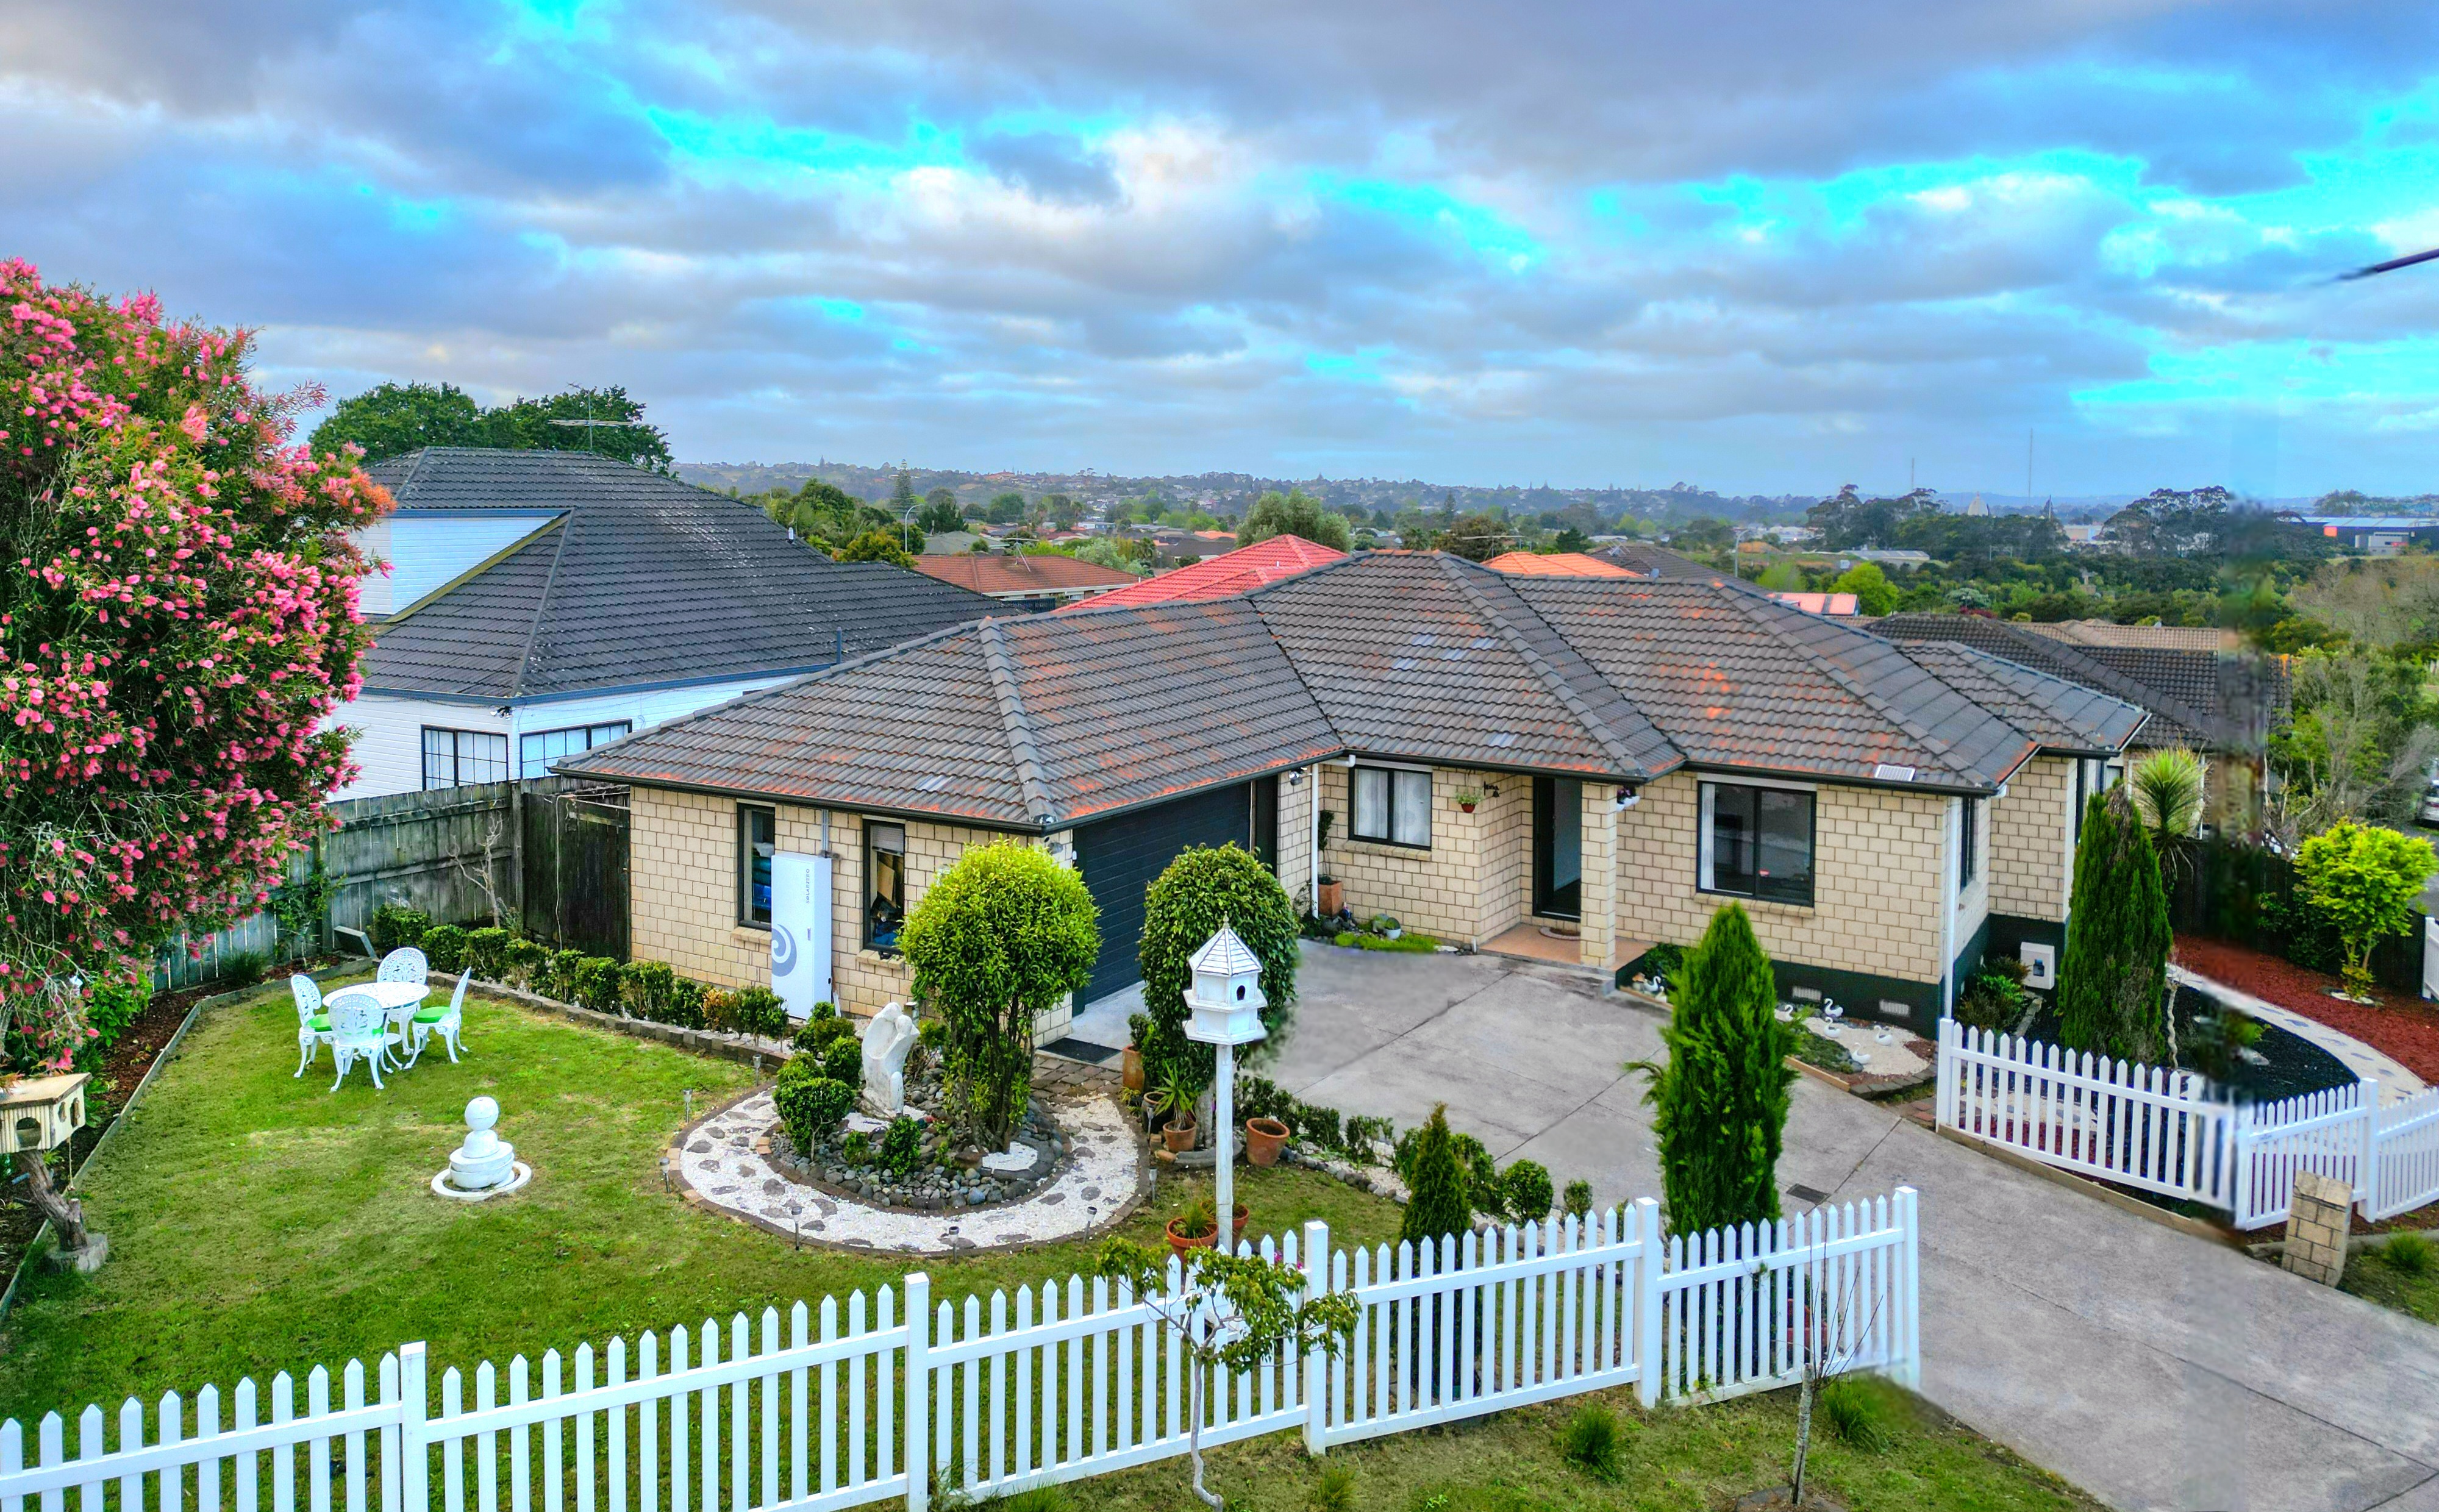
xmin=0 ymin=259 xmax=387 ymax=1066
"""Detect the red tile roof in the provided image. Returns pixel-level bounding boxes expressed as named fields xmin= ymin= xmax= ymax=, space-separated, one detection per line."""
xmin=1059 ymin=534 xmax=1346 ymax=612
xmin=1767 ymin=591 xmax=1860 ymax=616
xmin=1482 ymin=551 xmax=1635 ymax=577
xmin=910 ymin=552 xmax=1138 ymax=597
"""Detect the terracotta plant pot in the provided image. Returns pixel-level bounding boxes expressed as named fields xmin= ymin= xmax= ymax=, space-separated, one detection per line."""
xmin=1244 ymin=1115 xmax=1290 ymax=1168
xmin=1317 ymin=879 xmax=1344 ymax=916
xmin=1232 ymin=1203 xmax=1251 ymax=1246
xmin=1162 ymin=1118 xmax=1199 ymax=1154
xmin=1459 ymin=802 xmax=1477 ymax=814
xmin=1165 ymin=1216 xmax=1218 ymax=1260
xmin=1121 ymin=1046 xmax=1144 ymax=1094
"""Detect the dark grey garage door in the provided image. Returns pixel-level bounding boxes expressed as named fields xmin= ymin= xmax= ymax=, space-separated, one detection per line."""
xmin=1074 ymin=783 xmax=1254 ymax=1005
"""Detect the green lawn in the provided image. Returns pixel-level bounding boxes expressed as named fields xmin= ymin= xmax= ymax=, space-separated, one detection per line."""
xmin=2341 ymin=1235 xmax=2439 ymax=1327
xmin=1060 ymin=1380 xmax=2105 ymax=1512
xmin=0 ymin=980 xmax=1398 ymax=1421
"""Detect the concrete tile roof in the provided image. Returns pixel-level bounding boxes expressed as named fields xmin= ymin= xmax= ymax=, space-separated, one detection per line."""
xmin=1481 ymin=551 xmax=1637 ymax=577
xmin=1891 ymin=641 xmax=2151 ymax=755
xmin=909 ymin=553 xmax=1139 ymax=596
xmin=359 ymin=448 xmax=997 ymax=702
xmin=1068 ymin=534 xmax=1346 ymax=611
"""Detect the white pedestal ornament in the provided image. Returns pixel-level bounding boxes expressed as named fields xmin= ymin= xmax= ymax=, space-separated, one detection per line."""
xmin=1184 ymin=923 xmax=1268 ymax=1248
xmin=432 ymin=1096 xmax=534 ymax=1200
xmin=861 ymin=1002 xmax=917 ymax=1117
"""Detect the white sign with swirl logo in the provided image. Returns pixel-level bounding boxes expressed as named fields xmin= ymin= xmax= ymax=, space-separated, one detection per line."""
xmin=770 ymin=850 xmax=833 ymax=1021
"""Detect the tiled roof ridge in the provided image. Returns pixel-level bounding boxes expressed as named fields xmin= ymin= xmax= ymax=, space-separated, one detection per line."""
xmin=1915 ymin=641 xmax=2153 ymax=752
xmin=978 ymin=618 xmax=1062 ymax=829
xmin=506 ymin=512 xmax=580 ymax=703
xmin=1720 ymin=587 xmax=1991 ymax=785
xmin=1434 ymin=555 xmax=1665 ymax=780
xmin=1880 ymin=615 xmax=2226 ymax=744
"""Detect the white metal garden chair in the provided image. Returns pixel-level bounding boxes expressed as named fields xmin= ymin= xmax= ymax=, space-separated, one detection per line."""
xmin=377 ymin=947 xmax=429 ymax=988
xmin=406 ymin=970 xmax=468 ymax=1067
xmin=324 ymin=988 xmax=400 ymax=1092
xmin=291 ymin=974 xmax=334 ymax=1077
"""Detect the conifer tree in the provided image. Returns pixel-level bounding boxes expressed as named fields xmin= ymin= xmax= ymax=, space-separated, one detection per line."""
xmin=1631 ymin=904 xmax=1796 ymax=1238
xmin=2057 ymin=785 xmax=2171 ymax=1063
xmin=1399 ymin=1104 xmax=1471 ymax=1250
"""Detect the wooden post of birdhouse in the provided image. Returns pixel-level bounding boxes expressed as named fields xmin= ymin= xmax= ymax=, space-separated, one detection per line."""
xmin=0 ymin=1074 xmax=104 ymax=1272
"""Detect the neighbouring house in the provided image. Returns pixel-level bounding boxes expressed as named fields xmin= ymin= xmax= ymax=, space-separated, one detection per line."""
xmin=1867 ymin=613 xmax=2285 ymax=831
xmin=1587 ymin=541 xmax=1723 ymax=578
xmin=561 ymin=551 xmax=2143 ymax=1035
xmin=1482 ymin=551 xmax=1635 ymax=578
xmin=1066 ymin=533 xmax=1346 ymax=612
xmin=327 ymin=448 xmax=998 ymax=800
xmin=909 ymin=552 xmax=1140 ymax=610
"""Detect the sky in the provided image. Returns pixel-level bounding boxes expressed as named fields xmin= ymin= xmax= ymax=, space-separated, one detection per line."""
xmin=4 ymin=1 xmax=2438 ymax=497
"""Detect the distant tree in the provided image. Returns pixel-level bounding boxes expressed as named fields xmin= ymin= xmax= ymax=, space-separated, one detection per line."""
xmin=1829 ymin=561 xmax=1898 ymax=616
xmin=2292 ymin=556 xmax=2439 ymax=652
xmin=1550 ymin=526 xmax=1591 ymax=554
xmin=1441 ymin=513 xmax=1510 ymax=561
xmin=2273 ymin=651 xmax=2439 ymax=835
xmin=918 ymin=487 xmax=965 ymax=532
xmin=836 ymin=528 xmax=916 ymax=566
xmin=1069 ymin=537 xmax=1143 ymax=573
xmin=1630 ymin=903 xmax=1795 ymax=1237
xmin=890 ymin=466 xmax=917 ymax=512
xmin=1669 ymin=516 xmax=1735 ymax=558
xmin=479 ymin=386 xmax=674 ymax=472
xmin=1237 ymin=488 xmax=1352 ymax=552
xmin=2057 ymin=787 xmax=2171 ymax=1063
xmin=308 ymin=381 xmax=487 ymax=463
xmin=1802 ymin=486 xmax=1941 ymax=551
xmin=1044 ymin=493 xmax=1080 ymax=529
xmin=987 ymin=491 xmax=1029 ymax=524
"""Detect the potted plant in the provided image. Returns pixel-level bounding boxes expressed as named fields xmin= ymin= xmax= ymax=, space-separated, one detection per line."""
xmin=1121 ymin=1013 xmax=1149 ymax=1095
xmin=1316 ymin=810 xmax=1343 ymax=917
xmin=1165 ymin=1191 xmax=1219 ymax=1258
xmin=1147 ymin=1064 xmax=1201 ymax=1152
xmin=1245 ymin=1113 xmax=1290 ymax=1166
xmin=1454 ymin=786 xmax=1482 ymax=815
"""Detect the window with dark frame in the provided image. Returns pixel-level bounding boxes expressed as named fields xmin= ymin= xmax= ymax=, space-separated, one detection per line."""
xmin=738 ymin=804 xmax=776 ymax=927
xmin=865 ymin=822 xmax=908 ymax=952
xmin=1700 ymin=781 xmax=1815 ymax=905
xmin=518 ymin=720 xmax=632 ymax=779
xmin=421 ymin=726 xmax=508 ymax=790
xmin=1349 ymin=765 xmax=1432 ymax=848
xmin=1959 ymin=797 xmax=1980 ymax=889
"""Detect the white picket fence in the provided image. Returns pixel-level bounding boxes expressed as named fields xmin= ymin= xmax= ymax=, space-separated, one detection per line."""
xmin=1935 ymin=1019 xmax=2439 ymax=1228
xmin=0 ymin=1195 xmax=1918 ymax=1512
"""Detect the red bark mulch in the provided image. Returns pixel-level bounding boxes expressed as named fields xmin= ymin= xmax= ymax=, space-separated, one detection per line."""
xmin=2174 ymin=933 xmax=2439 ymax=1085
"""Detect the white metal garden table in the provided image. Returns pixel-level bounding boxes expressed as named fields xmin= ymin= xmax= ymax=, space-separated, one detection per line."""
xmin=356 ymin=980 xmax=430 ymax=1061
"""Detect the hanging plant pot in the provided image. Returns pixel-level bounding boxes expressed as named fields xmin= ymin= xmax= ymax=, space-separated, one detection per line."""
xmin=1245 ymin=1116 xmax=1290 ymax=1167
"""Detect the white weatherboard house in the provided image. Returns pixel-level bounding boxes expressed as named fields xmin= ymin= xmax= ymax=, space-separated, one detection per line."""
xmin=327 ymin=449 xmax=997 ymax=801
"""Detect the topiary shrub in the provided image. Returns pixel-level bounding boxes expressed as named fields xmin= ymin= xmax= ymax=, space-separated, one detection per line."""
xmin=503 ymin=937 xmax=549 ymax=990
xmin=464 ymin=927 xmax=510 ymax=980
xmin=543 ymin=949 xmax=588 ymax=1001
xmin=2295 ymin=819 xmax=2438 ymax=999
xmin=1630 ymin=901 xmax=1796 ymax=1238
xmin=1562 ymin=1179 xmax=1594 ymax=1221
xmin=572 ymin=957 xmax=624 ymax=1014
xmin=2059 ymin=786 xmax=2173 ymax=1061
xmin=879 ymin=1114 xmax=924 ymax=1177
xmin=774 ymin=1058 xmax=857 ymax=1151
xmin=901 ymin=842 xmax=1098 ymax=1149
xmin=1399 ymin=1104 xmax=1470 ymax=1250
xmin=793 ymin=1013 xmax=855 ymax=1054
xmin=1501 ymin=1159 xmax=1554 ymax=1223
xmin=420 ymin=924 xmax=468 ymax=975
xmin=1137 ymin=844 xmax=1299 ymax=1089
xmin=728 ymin=986 xmax=785 ymax=1036
xmin=369 ymin=904 xmax=431 ymax=955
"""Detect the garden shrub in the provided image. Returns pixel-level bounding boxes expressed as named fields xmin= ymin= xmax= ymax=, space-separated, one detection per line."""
xmin=1955 ymin=959 xmax=2029 ymax=1033
xmin=1501 ymin=1159 xmax=1554 ymax=1222
xmin=75 ymin=975 xmax=152 ymax=1071
xmin=841 ymin=1131 xmax=874 ymax=1165
xmin=217 ymin=950 xmax=270 ymax=989
xmin=1343 ymin=1114 xmax=1393 ymax=1160
xmin=1311 ymin=1463 xmax=1358 ymax=1512
xmin=901 ymin=843 xmax=1098 ymax=1149
xmin=1819 ymin=1375 xmax=1906 ymax=1451
xmin=1557 ymin=1403 xmax=1624 ymax=1481
xmin=2295 ymin=820 xmax=2438 ymax=998
xmin=820 ymin=1035 xmax=862 ymax=1086
xmin=2059 ymin=786 xmax=2171 ymax=1062
xmin=503 ymin=937 xmax=549 ymax=990
xmin=1399 ymin=1105 xmax=1470 ymax=1249
xmin=464 ymin=927 xmax=511 ymax=980
xmin=773 ymin=1059 xmax=857 ymax=1151
xmin=2384 ymin=1232 xmax=2435 ymax=1277
xmin=370 ymin=904 xmax=432 ymax=955
xmin=726 ymin=986 xmax=785 ymax=1036
xmin=1562 ymin=1179 xmax=1594 ymax=1221
xmin=1137 ymin=844 xmax=1299 ymax=1089
xmin=879 ymin=1114 xmax=924 ymax=1177
xmin=1630 ymin=902 xmax=1796 ymax=1238
xmin=793 ymin=1013 xmax=856 ymax=1054
xmin=1332 ymin=930 xmax=1440 ymax=952
xmin=571 ymin=957 xmax=624 ymax=1014
xmin=420 ymin=925 xmax=468 ymax=975
xmin=544 ymin=949 xmax=588 ymax=1001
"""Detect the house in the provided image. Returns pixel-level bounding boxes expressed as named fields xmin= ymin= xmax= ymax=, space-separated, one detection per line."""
xmin=909 ymin=552 xmax=1139 ymax=610
xmin=1766 ymin=592 xmax=1861 ymax=616
xmin=327 ymin=448 xmax=998 ymax=799
xmin=561 ymin=551 xmax=2144 ymax=1036
xmin=1868 ymin=613 xmax=2285 ymax=830
xmin=2299 ymin=516 xmax=2439 ymax=554
xmin=1587 ymin=542 xmax=1723 ymax=578
xmin=1482 ymin=551 xmax=1635 ymax=578
xmin=1065 ymin=534 xmax=1346 ymax=611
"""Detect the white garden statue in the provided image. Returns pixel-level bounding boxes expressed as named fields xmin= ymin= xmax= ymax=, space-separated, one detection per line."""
xmin=860 ymin=1002 xmax=918 ymax=1116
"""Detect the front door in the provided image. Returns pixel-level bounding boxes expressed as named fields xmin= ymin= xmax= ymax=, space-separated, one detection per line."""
xmin=1533 ymin=776 xmax=1582 ymax=919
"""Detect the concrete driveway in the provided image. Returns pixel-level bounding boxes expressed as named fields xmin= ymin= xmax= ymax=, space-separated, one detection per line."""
xmin=1251 ymin=941 xmax=2439 ymax=1512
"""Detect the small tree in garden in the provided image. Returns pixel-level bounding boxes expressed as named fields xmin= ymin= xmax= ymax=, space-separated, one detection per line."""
xmin=0 ymin=260 xmax=386 ymax=1068
xmin=2058 ymin=786 xmax=2172 ymax=1063
xmin=900 ymin=842 xmax=1098 ymax=1148
xmin=1630 ymin=903 xmax=1796 ymax=1238
xmin=2127 ymin=747 xmax=2206 ymax=883
xmin=2294 ymin=819 xmax=2438 ymax=999
xmin=1095 ymin=1239 xmax=1358 ymax=1512
xmin=1399 ymin=1104 xmax=1472 ymax=1249
xmin=1137 ymin=843 xmax=1299 ymax=1083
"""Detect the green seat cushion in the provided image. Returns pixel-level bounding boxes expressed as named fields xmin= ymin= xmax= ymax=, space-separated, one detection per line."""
xmin=307 ymin=1015 xmax=331 ymax=1033
xmin=412 ymin=1007 xmax=450 ymax=1024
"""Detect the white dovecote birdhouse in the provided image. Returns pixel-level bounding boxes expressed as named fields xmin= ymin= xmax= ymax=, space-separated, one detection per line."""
xmin=0 ymin=1073 xmax=88 ymax=1155
xmin=1184 ymin=924 xmax=1269 ymax=1047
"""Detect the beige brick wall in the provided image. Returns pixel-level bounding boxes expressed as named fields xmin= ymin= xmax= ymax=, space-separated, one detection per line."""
xmin=1276 ymin=769 xmax=1316 ymax=912
xmin=1989 ymin=755 xmax=2072 ymax=923
xmin=1612 ymin=771 xmax=1965 ymax=989
xmin=1311 ymin=764 xmax=1537 ymax=945
xmin=627 ymin=787 xmax=1030 ymax=1021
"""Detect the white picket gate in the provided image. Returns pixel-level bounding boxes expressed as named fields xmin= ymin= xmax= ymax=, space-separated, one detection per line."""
xmin=0 ymin=1195 xmax=1920 ymax=1512
xmin=1937 ymin=1019 xmax=2439 ymax=1229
